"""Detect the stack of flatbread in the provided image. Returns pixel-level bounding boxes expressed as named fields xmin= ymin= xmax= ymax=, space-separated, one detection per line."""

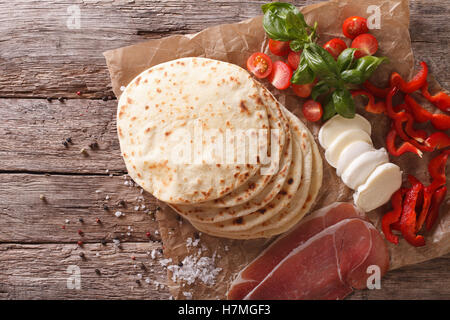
xmin=117 ymin=57 xmax=323 ymax=239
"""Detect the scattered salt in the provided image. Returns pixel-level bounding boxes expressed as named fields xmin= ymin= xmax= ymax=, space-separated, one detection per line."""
xmin=167 ymin=255 xmax=222 ymax=286
xmin=114 ymin=211 xmax=123 ymax=218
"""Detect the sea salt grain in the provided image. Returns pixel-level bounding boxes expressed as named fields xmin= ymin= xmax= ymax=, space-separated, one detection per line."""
xmin=167 ymin=255 xmax=222 ymax=286
xmin=120 ymin=86 xmax=126 ymax=91
xmin=183 ymin=292 xmax=193 ymax=300
xmin=115 ymin=211 xmax=123 ymax=218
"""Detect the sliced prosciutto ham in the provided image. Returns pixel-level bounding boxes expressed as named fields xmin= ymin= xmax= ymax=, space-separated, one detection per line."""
xmin=227 ymin=202 xmax=389 ymax=300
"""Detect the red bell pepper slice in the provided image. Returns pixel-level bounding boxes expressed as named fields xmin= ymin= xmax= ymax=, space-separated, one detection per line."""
xmin=425 ymin=132 xmax=450 ymax=150
xmin=404 ymin=94 xmax=431 ymax=123
xmin=400 ymin=176 xmax=425 ymax=247
xmin=428 ymin=150 xmax=449 ymax=188
xmin=390 ymin=61 xmax=428 ymax=94
xmin=421 ymin=82 xmax=450 ymax=113
xmin=351 ymin=90 xmax=386 ymax=114
xmin=363 ymin=80 xmax=390 ymax=98
xmin=386 ymin=125 xmax=423 ymax=157
xmin=430 ymin=113 xmax=450 ymax=131
xmin=381 ymin=188 xmax=406 ymax=244
xmin=405 ymin=94 xmax=450 ymax=130
xmin=425 ymin=186 xmax=447 ymax=231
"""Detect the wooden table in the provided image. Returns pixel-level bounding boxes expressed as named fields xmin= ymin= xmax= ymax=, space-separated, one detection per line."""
xmin=0 ymin=0 xmax=448 ymax=300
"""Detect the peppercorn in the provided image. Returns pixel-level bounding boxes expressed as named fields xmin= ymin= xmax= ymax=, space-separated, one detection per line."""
xmin=145 ymin=232 xmax=151 ymax=238
xmin=131 ymin=256 xmax=136 ymax=261
xmin=102 ymin=96 xmax=109 ymax=101
xmin=80 ymin=148 xmax=88 ymax=156
xmin=96 ymin=218 xmax=101 ymax=224
xmin=39 ymin=194 xmax=46 ymax=201
xmin=135 ymin=280 xmax=141 ymax=285
xmin=101 ymin=239 xmax=107 ymax=246
xmin=76 ymin=91 xmax=81 ymax=96
xmin=78 ymin=229 xmax=83 ymax=236
xmin=89 ymin=141 xmax=99 ymax=150
xmin=103 ymin=204 xmax=109 ymax=211
xmin=65 ymin=137 xmax=73 ymax=144
xmin=77 ymin=240 xmax=83 ymax=247
xmin=140 ymin=263 xmax=147 ymax=271
xmin=118 ymin=199 xmax=126 ymax=207
xmin=78 ymin=218 xmax=84 ymax=223
xmin=79 ymin=252 xmax=85 ymax=259
xmin=62 ymin=141 xmax=68 ymax=147
xmin=178 ymin=261 xmax=183 ymax=267
xmin=46 ymin=97 xmax=53 ymax=102
xmin=95 ymin=269 xmax=101 ymax=275
xmin=58 ymin=97 xmax=65 ymax=102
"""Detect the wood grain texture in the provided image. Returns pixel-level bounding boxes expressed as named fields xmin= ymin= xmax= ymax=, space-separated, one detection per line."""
xmin=0 ymin=173 xmax=162 ymax=243
xmin=0 ymin=98 xmax=123 ymax=173
xmin=0 ymin=0 xmax=449 ymax=300
xmin=0 ymin=0 xmax=448 ymax=99
xmin=0 ymin=242 xmax=171 ymax=299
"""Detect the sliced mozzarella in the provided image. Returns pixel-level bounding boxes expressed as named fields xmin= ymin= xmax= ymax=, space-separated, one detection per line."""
xmin=318 ymin=114 xmax=371 ymax=149
xmin=342 ymin=148 xmax=389 ymax=190
xmin=336 ymin=141 xmax=374 ymax=176
xmin=353 ymin=163 xmax=402 ymax=212
xmin=324 ymin=129 xmax=372 ymax=168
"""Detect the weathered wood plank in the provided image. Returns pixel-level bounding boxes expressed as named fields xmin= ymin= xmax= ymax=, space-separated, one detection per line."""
xmin=348 ymin=254 xmax=450 ymax=300
xmin=0 ymin=241 xmax=448 ymax=299
xmin=0 ymin=242 xmax=171 ymax=299
xmin=0 ymin=0 xmax=448 ymax=98
xmin=0 ymin=98 xmax=123 ymax=173
xmin=0 ymin=174 xmax=162 ymax=243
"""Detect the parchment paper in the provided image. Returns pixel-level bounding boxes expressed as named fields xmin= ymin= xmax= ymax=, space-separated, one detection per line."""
xmin=104 ymin=0 xmax=449 ymax=299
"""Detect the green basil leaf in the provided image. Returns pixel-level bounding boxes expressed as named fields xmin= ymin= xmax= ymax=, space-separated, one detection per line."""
xmin=311 ymin=81 xmax=329 ymax=101
xmin=332 ymin=88 xmax=355 ymax=118
xmin=291 ymin=53 xmax=315 ymax=85
xmin=355 ymin=56 xmax=388 ymax=82
xmin=322 ymin=94 xmax=337 ymax=121
xmin=303 ymin=43 xmax=339 ymax=83
xmin=337 ymin=48 xmax=357 ymax=72
xmin=289 ymin=40 xmax=304 ymax=52
xmin=340 ymin=69 xmax=365 ymax=84
xmin=262 ymin=2 xmax=308 ymax=41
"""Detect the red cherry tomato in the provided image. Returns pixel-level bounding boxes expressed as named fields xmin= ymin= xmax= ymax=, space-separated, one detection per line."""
xmin=342 ymin=16 xmax=369 ymax=39
xmin=268 ymin=39 xmax=291 ymax=56
xmin=292 ymin=83 xmax=314 ymax=98
xmin=287 ymin=51 xmax=301 ymax=70
xmin=302 ymin=99 xmax=323 ymax=122
xmin=246 ymin=52 xmax=273 ymax=79
xmin=323 ymin=38 xmax=347 ymax=59
xmin=351 ymin=33 xmax=378 ymax=58
xmin=268 ymin=61 xmax=293 ymax=90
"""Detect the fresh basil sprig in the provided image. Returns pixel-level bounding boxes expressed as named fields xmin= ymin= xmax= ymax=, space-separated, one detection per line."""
xmin=262 ymin=2 xmax=317 ymax=47
xmin=262 ymin=2 xmax=388 ymax=120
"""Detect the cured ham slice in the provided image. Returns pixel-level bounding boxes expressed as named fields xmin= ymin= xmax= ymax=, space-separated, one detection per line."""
xmin=227 ymin=202 xmax=389 ymax=300
xmin=243 ymin=219 xmax=389 ymax=299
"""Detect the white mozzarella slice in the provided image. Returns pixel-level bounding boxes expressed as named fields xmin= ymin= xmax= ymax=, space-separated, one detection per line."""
xmin=324 ymin=129 xmax=372 ymax=168
xmin=353 ymin=163 xmax=402 ymax=212
xmin=341 ymin=148 xmax=389 ymax=190
xmin=318 ymin=114 xmax=372 ymax=149
xmin=336 ymin=141 xmax=374 ymax=176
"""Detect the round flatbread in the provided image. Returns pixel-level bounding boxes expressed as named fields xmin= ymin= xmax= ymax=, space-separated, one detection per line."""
xmin=189 ymin=108 xmax=315 ymax=238
xmin=117 ymin=57 xmax=270 ymax=204
xmin=195 ymin=83 xmax=290 ymax=208
xmin=171 ymin=103 xmax=302 ymax=225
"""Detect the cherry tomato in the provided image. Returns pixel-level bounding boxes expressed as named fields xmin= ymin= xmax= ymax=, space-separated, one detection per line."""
xmin=246 ymin=52 xmax=273 ymax=79
xmin=342 ymin=16 xmax=369 ymax=39
xmin=302 ymin=99 xmax=323 ymax=122
xmin=287 ymin=51 xmax=301 ymax=70
xmin=268 ymin=61 xmax=293 ymax=90
xmin=351 ymin=33 xmax=378 ymax=58
xmin=268 ymin=39 xmax=291 ymax=56
xmin=292 ymin=83 xmax=314 ymax=98
xmin=323 ymin=38 xmax=347 ymax=59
